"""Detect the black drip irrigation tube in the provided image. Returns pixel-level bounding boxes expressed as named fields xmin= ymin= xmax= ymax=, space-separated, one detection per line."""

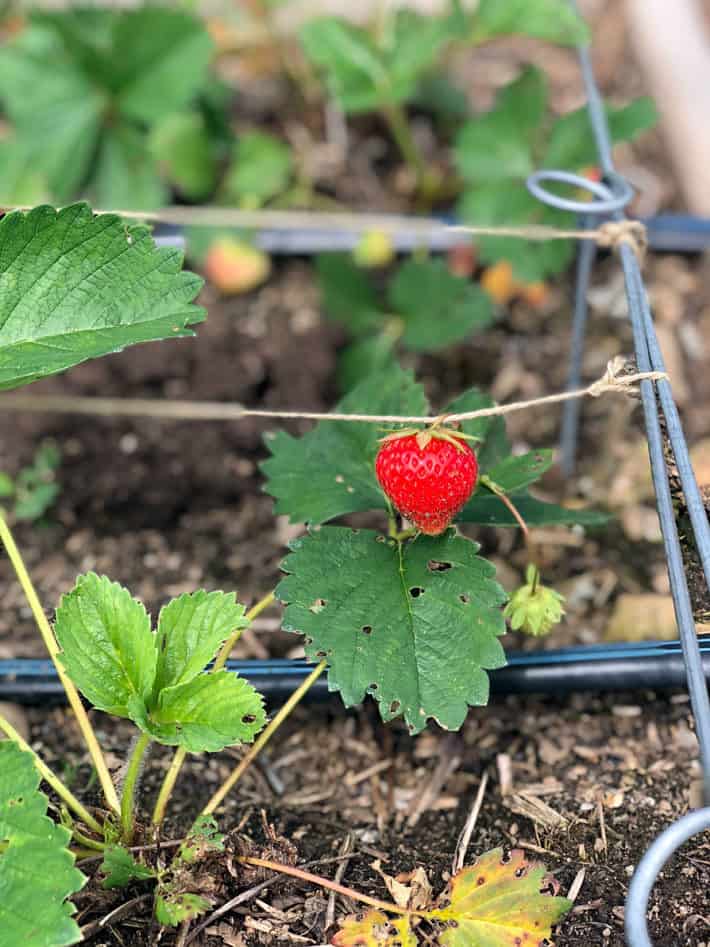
xmin=3 ymin=639 xmax=710 ymax=707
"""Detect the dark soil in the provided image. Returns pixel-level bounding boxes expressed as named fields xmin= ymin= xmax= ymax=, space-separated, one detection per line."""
xmin=28 ymin=689 xmax=710 ymax=946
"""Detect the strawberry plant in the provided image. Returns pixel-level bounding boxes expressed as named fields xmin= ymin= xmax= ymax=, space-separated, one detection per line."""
xmin=299 ymin=0 xmax=587 ymax=197
xmin=0 ymin=439 xmax=61 ymax=522
xmin=0 ymin=8 xmax=218 ymax=207
xmin=455 ymin=66 xmax=657 ymax=281
xmin=262 ymin=365 xmax=604 ymax=732
xmin=316 ymin=255 xmax=494 ymax=390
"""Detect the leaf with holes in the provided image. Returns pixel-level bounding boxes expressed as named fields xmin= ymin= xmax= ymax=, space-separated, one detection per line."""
xmin=54 ymin=572 xmax=158 ymax=718
xmin=332 ymin=910 xmax=417 ymax=946
xmin=389 ymin=259 xmax=494 ymax=351
xmin=0 ymin=741 xmax=86 ymax=946
xmin=261 ymin=365 xmax=427 ymax=525
xmin=155 ymin=890 xmax=211 ymax=927
xmin=0 ymin=204 xmax=204 ymax=391
xmin=153 ymin=590 xmax=248 ymax=694
xmin=101 ymin=846 xmax=156 ymax=890
xmin=129 ymin=670 xmax=265 ymax=752
xmin=431 ymin=848 xmax=571 ymax=946
xmin=278 ymin=527 xmax=507 ymax=731
xmin=178 ymin=815 xmax=225 ymax=864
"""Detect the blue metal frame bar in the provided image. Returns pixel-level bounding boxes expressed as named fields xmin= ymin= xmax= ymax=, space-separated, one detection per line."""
xmin=526 ymin=6 xmax=710 ymax=943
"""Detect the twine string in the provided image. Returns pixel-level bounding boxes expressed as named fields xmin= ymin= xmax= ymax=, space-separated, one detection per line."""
xmin=0 ymin=205 xmax=648 ymax=262
xmin=0 ymin=361 xmax=667 ymax=427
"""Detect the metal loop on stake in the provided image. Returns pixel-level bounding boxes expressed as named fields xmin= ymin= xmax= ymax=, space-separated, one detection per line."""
xmin=526 ymin=169 xmax=634 ymax=215
xmin=625 ymin=808 xmax=710 ymax=947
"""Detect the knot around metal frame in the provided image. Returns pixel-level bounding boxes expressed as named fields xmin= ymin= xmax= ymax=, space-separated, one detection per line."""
xmin=595 ymin=220 xmax=648 ymax=264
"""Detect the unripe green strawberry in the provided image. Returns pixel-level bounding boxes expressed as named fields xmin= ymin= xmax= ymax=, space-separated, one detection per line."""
xmin=504 ymin=564 xmax=565 ymax=637
xmin=375 ymin=430 xmax=478 ymax=535
xmin=353 ymin=230 xmax=395 ymax=268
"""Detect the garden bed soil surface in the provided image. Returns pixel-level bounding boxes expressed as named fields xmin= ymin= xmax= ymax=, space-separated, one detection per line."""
xmin=27 ymin=686 xmax=710 ymax=947
xmin=4 ymin=3 xmax=710 ymax=943
xmin=2 ymin=251 xmax=710 ymax=946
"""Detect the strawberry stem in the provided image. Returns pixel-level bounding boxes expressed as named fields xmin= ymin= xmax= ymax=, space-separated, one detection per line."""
xmin=480 ymin=476 xmax=529 ymax=539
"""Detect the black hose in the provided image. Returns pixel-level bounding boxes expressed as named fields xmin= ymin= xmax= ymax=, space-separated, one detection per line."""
xmin=2 ymin=638 xmax=708 ymax=707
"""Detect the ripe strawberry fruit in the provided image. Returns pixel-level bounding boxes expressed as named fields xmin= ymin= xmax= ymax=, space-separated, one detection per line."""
xmin=375 ymin=430 xmax=478 ymax=535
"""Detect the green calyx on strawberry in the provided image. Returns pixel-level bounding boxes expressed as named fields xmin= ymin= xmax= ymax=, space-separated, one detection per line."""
xmin=504 ymin=564 xmax=565 ymax=637
xmin=374 ymin=425 xmax=479 ymax=535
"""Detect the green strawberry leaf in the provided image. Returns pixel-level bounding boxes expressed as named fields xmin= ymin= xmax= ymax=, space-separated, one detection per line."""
xmin=54 ymin=573 xmax=157 ymax=717
xmin=156 ymin=890 xmax=211 ymax=927
xmin=0 ymin=741 xmax=85 ymax=946
xmin=454 ymin=68 xmax=546 ymax=182
xmin=0 ymin=204 xmax=204 ymax=391
xmin=482 ymin=450 xmax=554 ymax=494
xmin=432 ymin=848 xmax=571 ymax=946
xmin=0 ymin=20 xmax=104 ymax=201
xmin=93 ymin=123 xmax=167 ymax=210
xmin=149 ymin=111 xmax=217 ymax=201
xmin=178 ymin=815 xmax=224 ymax=864
xmin=261 ymin=365 xmax=427 ymax=524
xmin=130 ymin=670 xmax=265 ymax=752
xmin=472 ymin=0 xmax=588 ymax=45
xmin=0 ymin=473 xmax=14 ymax=497
xmin=443 ymin=389 xmax=510 ymax=470
xmin=105 ymin=8 xmax=214 ymax=124
xmin=153 ymin=590 xmax=248 ymax=694
xmin=0 ymin=136 xmax=51 ymax=205
xmin=338 ymin=334 xmax=399 ymax=393
xmin=300 ymin=18 xmax=387 ymax=113
xmin=544 ymin=97 xmax=658 ymax=171
xmin=459 ymin=492 xmax=609 ymax=527
xmin=316 ymin=254 xmax=385 ymax=336
xmin=385 ymin=9 xmax=457 ymax=99
xmin=0 ymin=9 xmax=212 ymax=203
xmin=225 ymin=131 xmax=294 ymax=208
xmin=388 ymin=259 xmax=494 ymax=351
xmin=278 ymin=527 xmax=507 ymax=731
xmin=458 ymin=183 xmax=575 ymax=283
xmin=14 ymin=482 xmax=60 ymax=522
xmin=101 ymin=846 xmax=156 ymax=889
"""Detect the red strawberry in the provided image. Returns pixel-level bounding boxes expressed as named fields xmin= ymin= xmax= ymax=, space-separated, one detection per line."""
xmin=375 ymin=431 xmax=478 ymax=535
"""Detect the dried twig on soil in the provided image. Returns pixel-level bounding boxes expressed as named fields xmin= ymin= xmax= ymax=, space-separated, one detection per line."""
xmin=405 ymin=734 xmax=462 ymax=828
xmin=452 ymin=771 xmax=489 ymax=874
xmin=324 ymin=835 xmax=354 ymax=931
xmin=80 ymin=893 xmax=153 ymax=939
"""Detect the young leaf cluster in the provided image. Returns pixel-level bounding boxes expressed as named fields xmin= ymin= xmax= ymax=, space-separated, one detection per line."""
xmin=0 ymin=440 xmax=61 ymax=522
xmin=54 ymin=576 xmax=266 ymax=753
